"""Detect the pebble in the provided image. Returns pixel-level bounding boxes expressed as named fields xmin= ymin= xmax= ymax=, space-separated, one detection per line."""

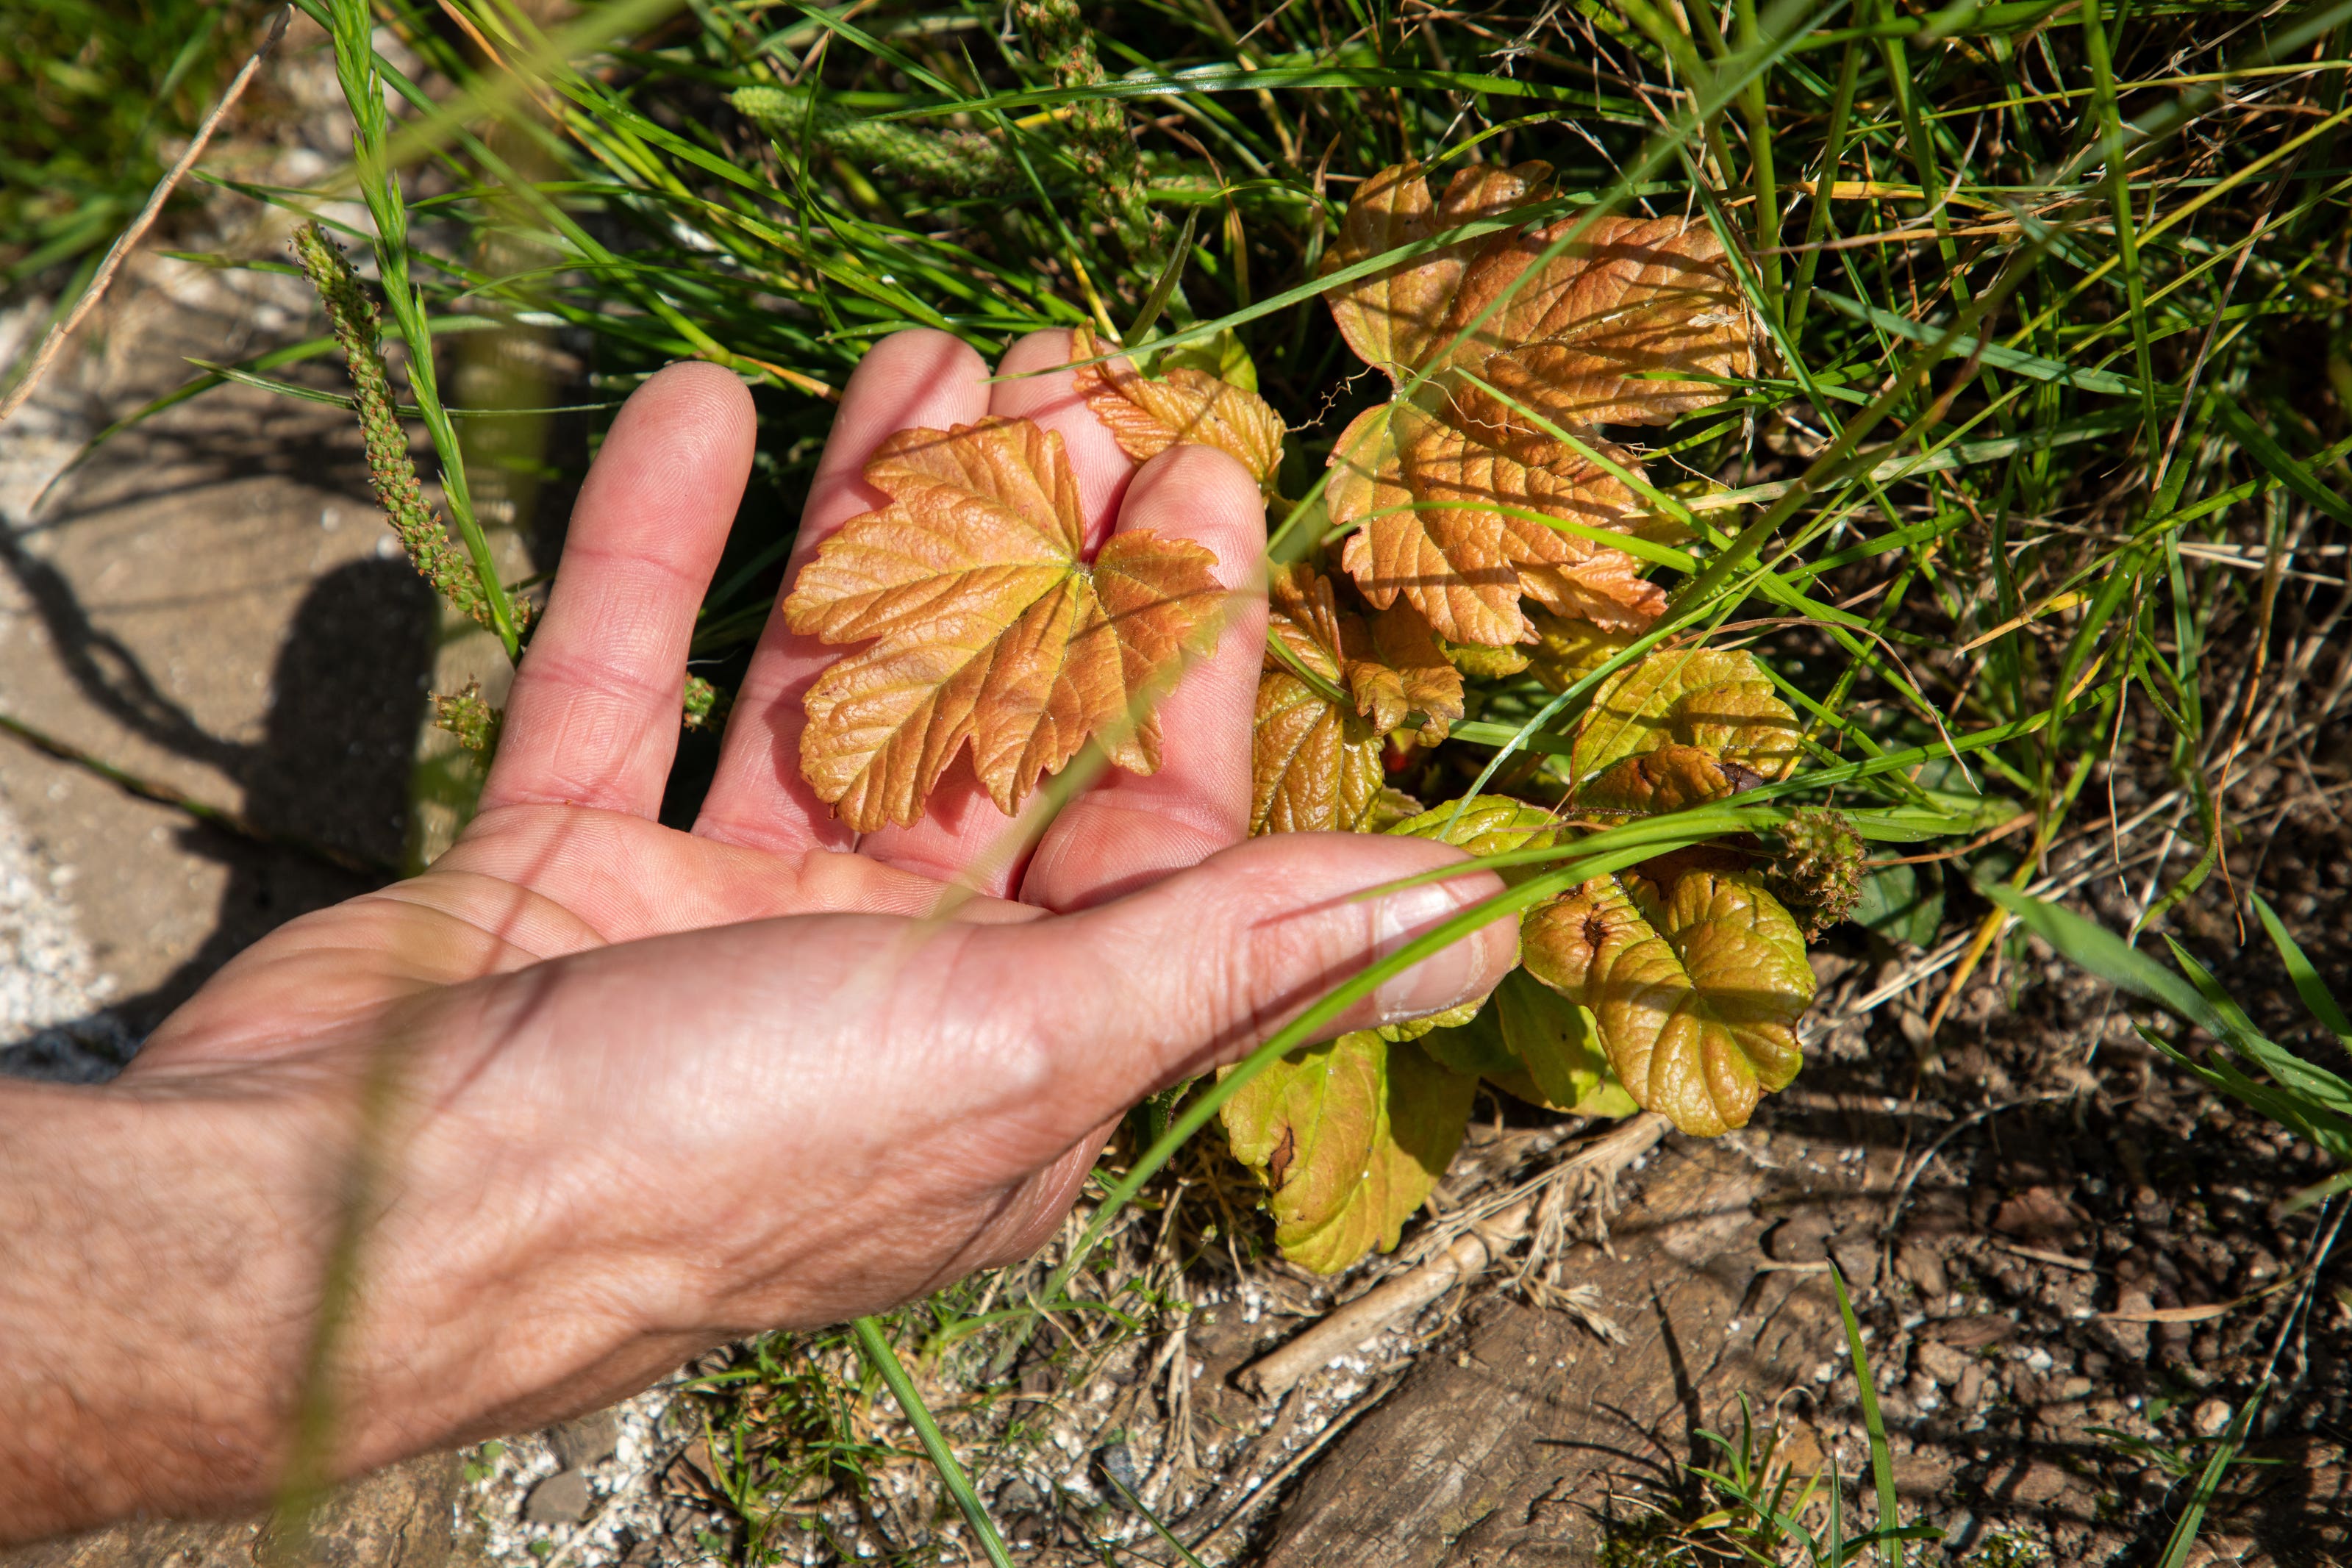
xmin=524 ymin=1469 xmax=594 ymax=1526
xmin=1917 ymin=1341 xmax=1969 ymax=1386
xmin=2192 ymin=1397 xmax=2234 ymax=1438
xmin=550 ymin=1408 xmax=622 ymax=1469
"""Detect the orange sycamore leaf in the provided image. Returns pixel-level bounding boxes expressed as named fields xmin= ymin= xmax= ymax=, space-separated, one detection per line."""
xmin=1251 ymin=565 xmax=1461 ymax=834
xmin=1352 ymin=600 xmax=1461 ymax=741
xmin=1323 ymin=160 xmax=1757 ymax=417
xmin=1253 ymin=565 xmax=1379 ymax=834
xmin=1318 ymin=160 xmax=1756 ymax=647
xmin=1328 ymin=398 xmax=1670 ymax=645
xmin=785 ymin=416 xmax=1223 ymax=831
xmin=1323 ymin=160 xmax=1547 ymax=379
xmin=1070 ymin=326 xmax=1286 ymax=489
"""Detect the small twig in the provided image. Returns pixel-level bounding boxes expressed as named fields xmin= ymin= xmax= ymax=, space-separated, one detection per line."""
xmin=1239 ymin=1200 xmax=1534 ymax=1400
xmin=1237 ymin=1113 xmax=1669 ymax=1397
xmin=1990 ymin=1239 xmax=2101 ymax=1273
xmin=1182 ymin=1374 xmax=1398 ymax=1558
xmin=0 ymin=7 xmax=290 ymax=425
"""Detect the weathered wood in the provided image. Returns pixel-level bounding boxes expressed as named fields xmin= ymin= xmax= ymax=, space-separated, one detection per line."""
xmin=0 ymin=1452 xmax=476 ymax=1568
xmin=1255 ymin=1136 xmax=1841 ymax=1568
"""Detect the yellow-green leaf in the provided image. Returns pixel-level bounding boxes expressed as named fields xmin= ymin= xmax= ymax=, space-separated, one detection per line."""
xmin=1521 ymin=851 xmax=1812 ymax=1136
xmin=1525 ymin=608 xmax=1635 ymax=693
xmin=1385 ymin=794 xmax=1563 ymax=882
xmin=1491 ymin=969 xmax=1640 ymax=1117
xmin=1573 ymin=647 xmax=1804 ymax=791
xmin=1222 ymin=1032 xmax=1477 ymax=1274
xmin=1437 ymin=633 xmax=1531 ymax=679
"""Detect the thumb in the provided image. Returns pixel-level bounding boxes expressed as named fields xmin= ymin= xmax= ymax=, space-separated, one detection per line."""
xmin=988 ymin=832 xmax=1517 ymax=1148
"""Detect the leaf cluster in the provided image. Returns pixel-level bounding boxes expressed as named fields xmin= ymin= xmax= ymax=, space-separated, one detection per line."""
xmin=1218 ymin=172 xmax=1862 ymax=1270
xmin=143 ymin=0 xmax=2352 ymax=1317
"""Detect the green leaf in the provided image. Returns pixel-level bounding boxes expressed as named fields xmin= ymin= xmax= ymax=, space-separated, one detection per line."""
xmin=1157 ymin=324 xmax=1259 ymax=393
xmin=1854 ymin=861 xmax=1943 ymax=950
xmin=1438 ymin=633 xmax=1531 ymax=680
xmin=1522 ymin=851 xmax=1812 ymax=1135
xmin=2136 ymin=1025 xmax=2352 ymax=1164
xmin=1376 ymin=996 xmax=1484 ymax=1042
xmin=1983 ymin=884 xmax=2217 ymax=1027
xmin=1220 ymin=1033 xmax=1476 ymax=1274
xmin=1492 ymin=968 xmax=1639 ymax=1116
xmin=1417 ymin=998 xmax=1523 ymax=1080
xmin=1813 ymin=288 xmax=2141 ymax=396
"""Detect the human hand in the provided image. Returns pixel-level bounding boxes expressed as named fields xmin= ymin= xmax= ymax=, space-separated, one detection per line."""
xmin=0 ymin=330 xmax=1512 ymax=1540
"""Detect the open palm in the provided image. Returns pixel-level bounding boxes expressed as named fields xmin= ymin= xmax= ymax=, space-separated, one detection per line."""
xmin=64 ymin=330 xmax=1508 ymax=1519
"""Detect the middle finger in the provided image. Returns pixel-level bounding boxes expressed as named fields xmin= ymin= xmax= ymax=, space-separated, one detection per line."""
xmin=852 ymin=328 xmax=1139 ymax=894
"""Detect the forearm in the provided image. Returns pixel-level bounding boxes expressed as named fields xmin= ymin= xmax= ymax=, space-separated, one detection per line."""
xmin=0 ymin=1071 xmax=569 ymax=1542
xmin=0 ymin=1078 xmax=331 ymax=1537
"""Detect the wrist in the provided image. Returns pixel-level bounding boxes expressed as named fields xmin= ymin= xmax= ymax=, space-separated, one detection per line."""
xmin=0 ymin=1048 xmax=664 ymax=1545
xmin=0 ymin=1074 xmax=326 ymax=1538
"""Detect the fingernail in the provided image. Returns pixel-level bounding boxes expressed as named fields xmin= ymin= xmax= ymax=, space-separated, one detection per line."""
xmin=1371 ymin=878 xmax=1496 ymax=1025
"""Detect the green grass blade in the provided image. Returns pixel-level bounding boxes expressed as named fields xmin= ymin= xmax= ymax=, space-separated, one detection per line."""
xmin=1983 ymin=885 xmax=2236 ymax=1043
xmin=2279 ymin=1166 xmax=2352 ymax=1220
xmin=1101 ymin=1467 xmax=1210 ymax=1567
xmin=1990 ymin=889 xmax=2352 ymax=1161
xmin=1827 ymin=1262 xmax=1901 ymax=1568
xmin=2212 ymin=400 xmax=2352 ymax=529
xmin=849 ymin=1317 xmax=1017 ymax=1568
xmin=2162 ymin=941 xmax=2352 ymax=1124
xmin=2154 ymin=1390 xmax=2263 ymax=1568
